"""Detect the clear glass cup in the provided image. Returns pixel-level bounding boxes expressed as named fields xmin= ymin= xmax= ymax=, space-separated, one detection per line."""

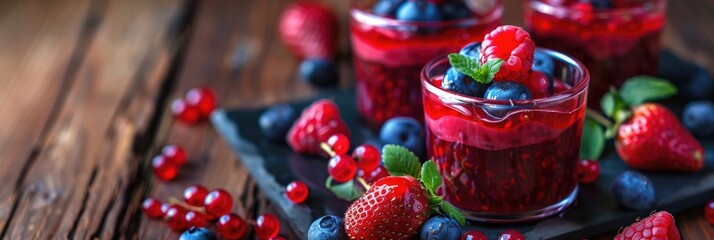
xmin=421 ymin=47 xmax=589 ymax=222
xmin=350 ymin=0 xmax=503 ymax=128
xmin=523 ymin=0 xmax=666 ymax=108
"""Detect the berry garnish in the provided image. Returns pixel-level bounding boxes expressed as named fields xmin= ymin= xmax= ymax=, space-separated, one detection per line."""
xmin=358 ymin=165 xmax=389 ymax=183
xmin=614 ymin=211 xmax=680 ymax=240
xmin=299 ymin=58 xmax=339 ymax=87
xmin=327 ymin=154 xmax=358 ymax=182
xmin=441 ymin=0 xmax=472 ymax=20
xmin=379 ymin=117 xmax=425 ymax=156
xmin=162 ymin=144 xmax=187 ymax=166
xmin=255 ymin=213 xmax=281 ymax=240
xmin=171 ymin=98 xmax=200 ymax=124
xmin=395 ymin=0 xmax=442 ymax=21
xmin=611 ymin=171 xmax=655 ymax=210
xmin=204 ymin=189 xmax=234 ymax=217
xmin=180 ymin=227 xmax=216 ymax=240
xmin=483 ymin=81 xmax=532 ymax=117
xmin=480 ymin=25 xmax=535 ymax=81
xmin=373 ymin=0 xmax=405 ymax=17
xmin=160 ymin=203 xmax=175 ymax=216
xmin=705 ymin=200 xmax=714 ymax=225
xmin=576 ymin=159 xmax=600 ymax=184
xmin=259 ymin=104 xmax=298 ymax=141
xmin=326 ymin=134 xmax=350 ymax=155
xmin=499 ymin=229 xmax=525 ymax=240
xmin=352 ymin=144 xmax=381 ymax=172
xmin=185 ymin=86 xmax=216 ymax=118
xmin=217 ymin=213 xmax=246 ymax=240
xmin=308 ymin=215 xmax=348 ymax=240
xmin=286 ymin=99 xmax=350 ymax=155
xmin=185 ymin=211 xmax=208 ymax=228
xmin=525 ymin=70 xmax=551 ymax=98
xmin=682 ymin=101 xmax=714 ymax=139
xmin=420 ymin=215 xmax=462 ymax=240
xmin=446 ymin=53 xmax=503 ymax=96
xmin=532 ymin=51 xmax=555 ymax=81
xmin=442 ymin=67 xmax=493 ymax=97
xmin=142 ymin=198 xmax=163 ymax=219
xmin=462 ymin=230 xmax=488 ymax=240
xmin=459 ymin=42 xmax=481 ymax=58
xmin=286 ymin=180 xmax=309 ymax=204
xmin=152 ymin=155 xmax=179 ymax=181
xmin=183 ymin=185 xmax=209 ymax=207
xmin=166 ymin=206 xmax=188 ymax=231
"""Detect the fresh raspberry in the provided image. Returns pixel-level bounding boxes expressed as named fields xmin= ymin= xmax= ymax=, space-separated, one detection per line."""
xmin=286 ymin=99 xmax=350 ymax=155
xmin=279 ymin=3 xmax=338 ymax=59
xmin=614 ymin=211 xmax=681 ymax=240
xmin=480 ymin=25 xmax=536 ymax=82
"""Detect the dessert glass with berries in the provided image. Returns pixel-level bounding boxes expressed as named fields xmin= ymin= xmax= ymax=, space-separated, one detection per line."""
xmin=524 ymin=0 xmax=666 ymax=108
xmin=350 ymin=0 xmax=504 ymax=128
xmin=421 ymin=26 xmax=589 ymax=222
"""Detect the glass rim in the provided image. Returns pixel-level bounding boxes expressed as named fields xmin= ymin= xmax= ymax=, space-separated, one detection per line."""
xmin=420 ymin=47 xmax=590 ymax=107
xmin=527 ymin=0 xmax=667 ymax=17
xmin=350 ymin=0 xmax=504 ymax=30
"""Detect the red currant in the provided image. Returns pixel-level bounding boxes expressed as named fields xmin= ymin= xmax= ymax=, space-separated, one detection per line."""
xmin=204 ymin=189 xmax=233 ymax=217
xmin=499 ymin=229 xmax=525 ymax=240
xmin=269 ymin=237 xmax=286 ymax=240
xmin=327 ymin=154 xmax=357 ymax=182
xmin=576 ymin=159 xmax=600 ymax=184
xmin=162 ymin=144 xmax=187 ymax=166
xmin=217 ymin=213 xmax=246 ymax=239
xmin=183 ymin=185 xmax=209 ymax=207
xmin=165 ymin=205 xmax=188 ymax=231
xmin=152 ymin=155 xmax=178 ymax=181
xmin=461 ymin=230 xmax=488 ymax=240
xmin=141 ymin=198 xmax=163 ymax=219
xmin=185 ymin=86 xmax=217 ymax=118
xmin=171 ymin=98 xmax=200 ymax=124
xmin=286 ymin=180 xmax=309 ymax=204
xmin=184 ymin=211 xmax=207 ymax=228
xmin=326 ymin=134 xmax=350 ymax=155
xmin=255 ymin=213 xmax=280 ymax=240
xmin=705 ymin=200 xmax=714 ymax=225
xmin=358 ymin=165 xmax=389 ymax=183
xmin=353 ymin=144 xmax=381 ymax=172
xmin=160 ymin=203 xmax=174 ymax=216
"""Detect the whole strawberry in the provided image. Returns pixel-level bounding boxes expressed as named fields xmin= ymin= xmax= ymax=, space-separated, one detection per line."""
xmin=616 ymin=103 xmax=704 ymax=172
xmin=614 ymin=211 xmax=681 ymax=240
xmin=286 ymin=99 xmax=350 ymax=155
xmin=278 ymin=3 xmax=337 ymax=59
xmin=344 ymin=175 xmax=429 ymax=239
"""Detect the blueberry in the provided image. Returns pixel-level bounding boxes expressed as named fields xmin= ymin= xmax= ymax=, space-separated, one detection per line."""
xmin=179 ymin=227 xmax=216 ymax=240
xmin=308 ymin=215 xmax=348 ymax=240
xmin=380 ymin=117 xmax=425 ymax=156
xmin=300 ymin=58 xmax=339 ymax=87
xmin=683 ymin=66 xmax=714 ymax=100
xmin=395 ymin=0 xmax=442 ymax=22
xmin=483 ymin=81 xmax=532 ymax=117
xmin=611 ymin=171 xmax=655 ymax=211
xmin=683 ymin=101 xmax=714 ymax=139
xmin=586 ymin=0 xmax=613 ymax=9
xmin=259 ymin=104 xmax=298 ymax=141
xmin=532 ymin=52 xmax=555 ymax=80
xmin=459 ymin=42 xmax=481 ymax=58
xmin=440 ymin=0 xmax=472 ymax=20
xmin=419 ymin=215 xmax=461 ymax=240
xmin=373 ymin=0 xmax=406 ymax=17
xmin=442 ymin=68 xmax=492 ymax=97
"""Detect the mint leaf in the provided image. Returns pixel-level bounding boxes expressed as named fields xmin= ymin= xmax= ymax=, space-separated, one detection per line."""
xmin=482 ymin=59 xmax=504 ymax=83
xmin=440 ymin=201 xmax=466 ymax=226
xmin=619 ymin=76 xmax=677 ymax=106
xmin=325 ymin=177 xmax=362 ymax=201
xmin=580 ymin=117 xmax=605 ymax=160
xmin=420 ymin=160 xmax=441 ymax=194
xmin=448 ymin=53 xmax=502 ymax=84
xmin=382 ymin=144 xmax=421 ymax=178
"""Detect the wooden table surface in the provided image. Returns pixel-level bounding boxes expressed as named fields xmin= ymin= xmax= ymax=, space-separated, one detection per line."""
xmin=1 ymin=0 xmax=713 ymax=239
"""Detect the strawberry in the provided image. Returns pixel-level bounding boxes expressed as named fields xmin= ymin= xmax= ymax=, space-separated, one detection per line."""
xmin=614 ymin=211 xmax=681 ymax=240
xmin=286 ymin=99 xmax=350 ymax=155
xmin=278 ymin=3 xmax=337 ymax=59
xmin=344 ymin=176 xmax=430 ymax=240
xmin=616 ymin=103 xmax=705 ymax=172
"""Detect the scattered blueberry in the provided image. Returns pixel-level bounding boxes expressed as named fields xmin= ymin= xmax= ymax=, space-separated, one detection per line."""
xmin=442 ymin=68 xmax=492 ymax=97
xmin=440 ymin=0 xmax=472 ymax=20
xmin=180 ymin=227 xmax=216 ymax=240
xmin=483 ymin=81 xmax=532 ymax=117
xmin=611 ymin=171 xmax=655 ymax=211
xmin=419 ymin=215 xmax=461 ymax=240
xmin=459 ymin=42 xmax=481 ymax=58
xmin=299 ymin=58 xmax=339 ymax=87
xmin=682 ymin=65 xmax=714 ymax=100
xmin=682 ymin=101 xmax=714 ymax=139
xmin=308 ymin=215 xmax=348 ymax=240
xmin=259 ymin=104 xmax=298 ymax=141
xmin=380 ymin=117 xmax=425 ymax=156
xmin=586 ymin=0 xmax=613 ymax=9
xmin=373 ymin=0 xmax=406 ymax=17
xmin=395 ymin=0 xmax=442 ymax=21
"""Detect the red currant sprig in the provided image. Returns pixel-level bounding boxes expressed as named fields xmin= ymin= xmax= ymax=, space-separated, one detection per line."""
xmin=286 ymin=180 xmax=309 ymax=204
xmin=171 ymin=86 xmax=217 ymax=124
xmin=217 ymin=213 xmax=247 ymax=239
xmin=151 ymin=145 xmax=188 ymax=181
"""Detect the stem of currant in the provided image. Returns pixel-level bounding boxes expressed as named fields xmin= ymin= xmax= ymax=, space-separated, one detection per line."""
xmin=168 ymin=197 xmax=206 ymax=213
xmin=320 ymin=142 xmax=336 ymax=157
xmin=356 ymin=177 xmax=370 ymax=191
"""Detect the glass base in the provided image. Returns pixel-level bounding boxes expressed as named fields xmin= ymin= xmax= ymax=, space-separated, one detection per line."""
xmin=457 ymin=185 xmax=578 ymax=223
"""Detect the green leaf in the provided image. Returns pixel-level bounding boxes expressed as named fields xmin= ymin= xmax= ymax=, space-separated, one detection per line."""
xmin=440 ymin=201 xmax=466 ymax=226
xmin=382 ymin=144 xmax=422 ymax=178
xmin=619 ymin=76 xmax=677 ymax=106
xmin=325 ymin=177 xmax=362 ymax=201
xmin=580 ymin=118 xmax=605 ymax=160
xmin=600 ymin=92 xmax=615 ymax=118
xmin=482 ymin=59 xmax=504 ymax=83
xmin=447 ymin=53 xmax=502 ymax=84
xmin=420 ymin=160 xmax=442 ymax=194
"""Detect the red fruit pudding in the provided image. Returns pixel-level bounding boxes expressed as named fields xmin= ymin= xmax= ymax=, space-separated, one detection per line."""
xmin=524 ymin=0 xmax=665 ymax=108
xmin=421 ymin=48 xmax=589 ymax=222
xmin=350 ymin=0 xmax=503 ymax=128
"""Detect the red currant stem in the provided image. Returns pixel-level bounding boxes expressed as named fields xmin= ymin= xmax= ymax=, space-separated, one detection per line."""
xmin=320 ymin=142 xmax=336 ymax=157
xmin=586 ymin=109 xmax=613 ymax=128
xmin=168 ymin=197 xmax=206 ymax=214
xmin=325 ymin=177 xmax=334 ymax=189
xmin=356 ymin=177 xmax=370 ymax=191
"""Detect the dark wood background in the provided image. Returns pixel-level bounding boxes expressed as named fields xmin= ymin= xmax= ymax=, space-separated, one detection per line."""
xmin=0 ymin=0 xmax=712 ymax=239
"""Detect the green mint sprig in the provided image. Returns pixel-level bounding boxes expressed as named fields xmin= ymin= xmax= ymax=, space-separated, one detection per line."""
xmin=448 ymin=53 xmax=503 ymax=84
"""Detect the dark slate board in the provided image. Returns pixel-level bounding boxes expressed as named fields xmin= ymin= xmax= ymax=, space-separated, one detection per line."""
xmin=211 ymin=52 xmax=714 ymax=240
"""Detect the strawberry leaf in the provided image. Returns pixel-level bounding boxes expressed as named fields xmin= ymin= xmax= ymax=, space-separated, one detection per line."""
xmin=382 ymin=144 xmax=422 ymax=178
xmin=448 ymin=53 xmax=502 ymax=84
xmin=440 ymin=201 xmax=466 ymax=226
xmin=580 ymin=117 xmax=605 ymax=160
xmin=601 ymin=90 xmax=629 ymax=118
xmin=619 ymin=76 xmax=677 ymax=106
xmin=325 ymin=177 xmax=362 ymax=201
xmin=420 ymin=160 xmax=441 ymax=195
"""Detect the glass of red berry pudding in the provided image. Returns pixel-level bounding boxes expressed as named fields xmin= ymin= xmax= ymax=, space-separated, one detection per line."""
xmin=350 ymin=0 xmax=503 ymax=128
xmin=524 ymin=0 xmax=666 ymax=108
xmin=421 ymin=26 xmax=589 ymax=222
